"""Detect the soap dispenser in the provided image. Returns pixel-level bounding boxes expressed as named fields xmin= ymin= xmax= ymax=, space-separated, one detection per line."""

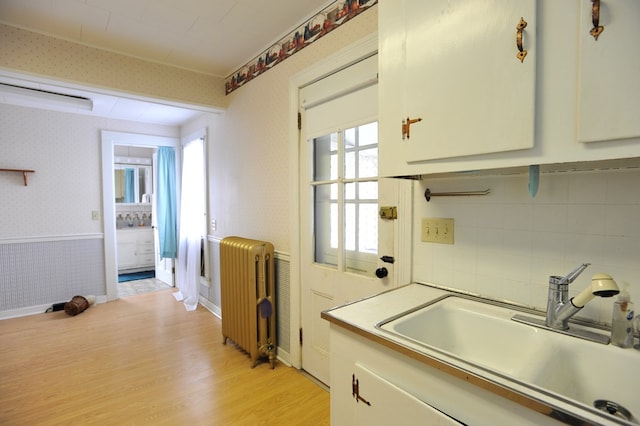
xmin=611 ymin=282 xmax=634 ymax=348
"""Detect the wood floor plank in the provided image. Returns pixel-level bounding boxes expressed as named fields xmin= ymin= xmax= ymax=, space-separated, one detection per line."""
xmin=0 ymin=290 xmax=329 ymax=425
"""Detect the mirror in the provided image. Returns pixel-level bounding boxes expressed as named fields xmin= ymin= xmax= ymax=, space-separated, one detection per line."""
xmin=114 ymin=164 xmax=152 ymax=204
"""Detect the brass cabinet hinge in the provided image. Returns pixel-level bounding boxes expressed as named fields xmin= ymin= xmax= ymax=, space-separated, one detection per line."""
xmin=298 ymin=112 xmax=302 ymax=130
xmin=352 ymin=374 xmax=371 ymax=406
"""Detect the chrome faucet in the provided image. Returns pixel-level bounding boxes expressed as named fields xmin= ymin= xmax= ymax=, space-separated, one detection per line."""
xmin=512 ymin=263 xmax=620 ymax=344
xmin=546 ymin=263 xmax=591 ymax=330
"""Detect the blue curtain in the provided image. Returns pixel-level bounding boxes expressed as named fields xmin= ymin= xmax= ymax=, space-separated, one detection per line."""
xmin=124 ymin=168 xmax=135 ymax=203
xmin=157 ymin=147 xmax=177 ymax=258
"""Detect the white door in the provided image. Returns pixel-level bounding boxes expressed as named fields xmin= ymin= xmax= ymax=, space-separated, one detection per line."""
xmin=299 ymin=55 xmax=409 ymax=385
xmin=152 ymin=152 xmax=174 ymax=286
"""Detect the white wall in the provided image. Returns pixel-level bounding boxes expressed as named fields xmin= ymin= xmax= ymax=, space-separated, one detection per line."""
xmin=413 ymin=168 xmax=640 ymax=325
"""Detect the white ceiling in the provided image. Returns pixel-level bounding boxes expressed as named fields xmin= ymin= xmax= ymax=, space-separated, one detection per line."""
xmin=0 ymin=0 xmax=334 ymax=125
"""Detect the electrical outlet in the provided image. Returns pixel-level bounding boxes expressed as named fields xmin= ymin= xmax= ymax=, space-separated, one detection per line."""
xmin=421 ymin=218 xmax=454 ymax=244
xmin=91 ymin=210 xmax=100 ymax=220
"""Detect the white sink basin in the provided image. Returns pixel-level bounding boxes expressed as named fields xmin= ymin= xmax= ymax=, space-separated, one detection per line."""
xmin=378 ymin=295 xmax=548 ymax=375
xmin=377 ymin=295 xmax=640 ymax=424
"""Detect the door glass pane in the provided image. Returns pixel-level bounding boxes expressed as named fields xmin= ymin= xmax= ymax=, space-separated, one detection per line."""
xmin=313 ymin=133 xmax=337 ymax=181
xmin=314 ymin=183 xmax=337 ymax=267
xmin=359 ymin=203 xmax=378 ymax=254
xmin=358 ymin=122 xmax=378 ymax=146
xmin=345 ymin=127 xmax=356 ymax=147
xmin=345 ymin=202 xmax=356 ymax=252
xmin=345 ymin=182 xmax=355 ymax=200
xmin=359 ymin=181 xmax=377 ymax=199
xmin=345 ymin=151 xmax=355 ymax=179
xmin=358 ymin=148 xmax=377 ymax=178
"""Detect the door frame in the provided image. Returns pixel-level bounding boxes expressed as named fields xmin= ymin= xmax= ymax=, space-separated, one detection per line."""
xmin=288 ymin=33 xmax=392 ymax=369
xmin=101 ymin=130 xmax=181 ymax=301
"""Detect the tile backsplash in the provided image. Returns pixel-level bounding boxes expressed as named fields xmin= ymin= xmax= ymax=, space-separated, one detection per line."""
xmin=413 ymin=167 xmax=640 ymax=326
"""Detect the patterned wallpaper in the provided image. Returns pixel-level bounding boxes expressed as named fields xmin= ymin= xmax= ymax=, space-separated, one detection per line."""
xmin=0 ymin=23 xmax=226 ymax=108
xmin=0 ymin=103 xmax=178 ymax=239
xmin=208 ymin=5 xmax=378 ymax=252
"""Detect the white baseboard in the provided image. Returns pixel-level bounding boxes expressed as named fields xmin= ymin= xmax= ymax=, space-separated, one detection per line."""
xmin=0 ymin=295 xmax=108 ymax=320
xmin=198 ymin=296 xmax=221 ymax=318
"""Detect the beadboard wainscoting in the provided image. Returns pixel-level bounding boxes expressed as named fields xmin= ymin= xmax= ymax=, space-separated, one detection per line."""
xmin=0 ymin=235 xmax=106 ymax=318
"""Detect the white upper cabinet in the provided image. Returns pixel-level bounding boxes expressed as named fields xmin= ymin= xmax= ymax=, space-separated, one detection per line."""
xmin=379 ymin=0 xmax=537 ymax=176
xmin=577 ymin=0 xmax=640 ymax=144
xmin=379 ymin=0 xmax=640 ymax=177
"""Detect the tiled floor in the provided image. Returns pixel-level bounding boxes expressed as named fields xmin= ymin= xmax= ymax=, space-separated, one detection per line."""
xmin=117 ymin=278 xmax=172 ymax=298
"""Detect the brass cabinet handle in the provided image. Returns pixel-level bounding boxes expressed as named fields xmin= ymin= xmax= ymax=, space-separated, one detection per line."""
xmin=590 ymin=0 xmax=604 ymax=40
xmin=516 ymin=17 xmax=528 ymax=63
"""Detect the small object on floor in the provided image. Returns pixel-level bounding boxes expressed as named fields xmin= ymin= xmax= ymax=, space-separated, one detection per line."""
xmin=64 ymin=295 xmax=96 ymax=316
xmin=45 ymin=302 xmax=67 ymax=313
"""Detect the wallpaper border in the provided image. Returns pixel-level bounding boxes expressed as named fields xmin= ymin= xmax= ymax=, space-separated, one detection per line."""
xmin=224 ymin=0 xmax=377 ymax=95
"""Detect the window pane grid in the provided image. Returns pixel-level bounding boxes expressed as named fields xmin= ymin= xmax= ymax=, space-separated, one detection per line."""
xmin=311 ymin=122 xmax=378 ymax=274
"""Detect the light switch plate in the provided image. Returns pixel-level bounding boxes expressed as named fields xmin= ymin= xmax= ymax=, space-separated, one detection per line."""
xmin=421 ymin=218 xmax=454 ymax=244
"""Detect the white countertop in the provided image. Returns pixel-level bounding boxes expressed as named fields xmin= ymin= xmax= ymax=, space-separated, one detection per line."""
xmin=322 ymin=283 xmax=630 ymax=426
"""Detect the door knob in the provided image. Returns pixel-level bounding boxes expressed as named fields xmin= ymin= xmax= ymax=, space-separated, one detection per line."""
xmin=375 ymin=267 xmax=388 ymax=279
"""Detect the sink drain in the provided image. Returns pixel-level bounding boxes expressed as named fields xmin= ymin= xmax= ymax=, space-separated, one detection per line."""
xmin=594 ymin=400 xmax=632 ymax=421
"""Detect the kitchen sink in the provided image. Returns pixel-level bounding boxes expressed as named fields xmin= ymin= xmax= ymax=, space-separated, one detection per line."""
xmin=376 ymin=294 xmax=640 ymax=424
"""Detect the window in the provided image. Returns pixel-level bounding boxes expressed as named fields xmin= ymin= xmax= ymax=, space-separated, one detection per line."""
xmin=312 ymin=121 xmax=378 ymax=275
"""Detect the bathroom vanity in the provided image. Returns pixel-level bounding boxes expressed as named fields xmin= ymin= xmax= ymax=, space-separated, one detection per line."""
xmin=322 ymin=283 xmax=638 ymax=425
xmin=116 ymin=228 xmax=155 ymax=272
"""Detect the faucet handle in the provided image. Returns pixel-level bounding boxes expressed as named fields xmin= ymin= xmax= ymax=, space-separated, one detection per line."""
xmin=550 ymin=263 xmax=591 ymax=285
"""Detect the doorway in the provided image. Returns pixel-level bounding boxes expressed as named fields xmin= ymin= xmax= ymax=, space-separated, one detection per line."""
xmin=101 ymin=131 xmax=181 ymax=301
xmin=113 ymin=145 xmax=171 ymax=297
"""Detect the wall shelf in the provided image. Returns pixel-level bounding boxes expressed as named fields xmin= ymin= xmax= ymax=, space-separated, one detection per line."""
xmin=0 ymin=168 xmax=35 ymax=186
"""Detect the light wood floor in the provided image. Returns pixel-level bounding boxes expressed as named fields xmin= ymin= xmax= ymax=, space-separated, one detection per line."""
xmin=0 ymin=289 xmax=329 ymax=425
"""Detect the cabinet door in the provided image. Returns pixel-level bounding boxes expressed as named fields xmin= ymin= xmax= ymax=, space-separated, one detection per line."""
xmin=578 ymin=0 xmax=640 ymax=143
xmin=117 ymin=240 xmax=137 ymax=269
xmin=379 ymin=0 xmax=536 ymax=175
xmin=352 ymin=364 xmax=463 ymax=425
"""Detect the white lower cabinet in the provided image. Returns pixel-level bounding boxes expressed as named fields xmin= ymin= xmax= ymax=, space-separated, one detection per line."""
xmin=329 ymin=325 xmax=563 ymax=426
xmin=116 ymin=229 xmax=155 ymax=271
xmin=352 ymin=363 xmax=462 ymax=425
